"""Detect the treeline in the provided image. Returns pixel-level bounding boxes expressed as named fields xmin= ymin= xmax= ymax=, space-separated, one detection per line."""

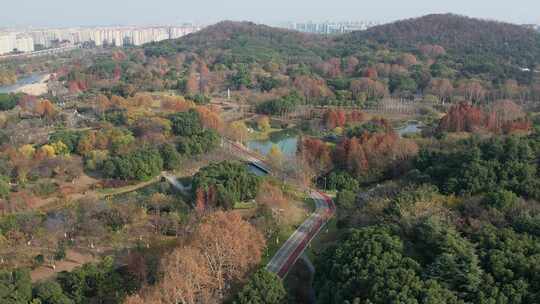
xmin=49 ymin=108 xmax=219 ymax=181
xmin=438 ymin=100 xmax=531 ymax=134
xmin=414 ymin=136 xmax=540 ymax=199
xmin=192 ymin=161 xmax=261 ymax=210
xmin=345 ymin=14 xmax=540 ymax=72
xmin=54 ymin=14 xmax=540 ymax=118
xmin=1 ymin=211 xmax=271 ymax=304
xmin=0 ymin=257 xmax=139 ymax=304
xmin=301 ymin=118 xmax=418 ymax=185
xmin=256 ymin=92 xmax=302 ymax=116
xmin=315 ymin=130 xmax=540 ymax=303
xmin=144 ymin=21 xmax=328 ymax=64
xmin=0 ymin=93 xmax=24 ymax=111
xmin=124 ymin=211 xmax=267 ymax=304
xmin=317 ymin=212 xmax=540 ymax=303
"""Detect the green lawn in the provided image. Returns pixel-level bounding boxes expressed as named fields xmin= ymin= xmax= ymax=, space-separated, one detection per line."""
xmin=234 ymin=201 xmax=257 ymax=209
xmin=305 ymin=216 xmax=339 ymax=262
xmin=261 ymin=225 xmax=297 ymax=265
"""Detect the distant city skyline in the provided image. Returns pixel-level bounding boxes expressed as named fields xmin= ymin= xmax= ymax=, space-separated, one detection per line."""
xmin=0 ymin=25 xmax=202 ymax=56
xmin=1 ymin=0 xmax=539 ymax=28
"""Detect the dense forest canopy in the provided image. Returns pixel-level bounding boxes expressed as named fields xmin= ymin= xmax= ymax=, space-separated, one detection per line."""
xmin=37 ymin=13 xmax=540 ymax=110
xmin=342 ymin=14 xmax=540 ymax=68
xmin=145 ymin=21 xmax=329 ymax=65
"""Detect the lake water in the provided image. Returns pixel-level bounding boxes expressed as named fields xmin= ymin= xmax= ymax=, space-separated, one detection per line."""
xmin=246 ymin=121 xmax=421 ymax=159
xmin=247 ymin=134 xmax=298 ymax=158
xmin=396 ymin=121 xmax=423 ymax=136
xmin=0 ymin=74 xmax=47 ymax=94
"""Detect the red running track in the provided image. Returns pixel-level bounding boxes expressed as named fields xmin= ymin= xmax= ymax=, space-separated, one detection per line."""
xmin=225 ymin=137 xmax=335 ymax=278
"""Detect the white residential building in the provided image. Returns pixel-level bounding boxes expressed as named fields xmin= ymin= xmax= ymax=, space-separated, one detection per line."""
xmin=284 ymin=21 xmax=380 ymax=34
xmin=0 ymin=33 xmax=33 ymax=54
xmin=2 ymin=25 xmax=202 ymax=54
xmin=0 ymin=33 xmax=16 ymax=54
xmin=15 ymin=35 xmax=34 ymax=52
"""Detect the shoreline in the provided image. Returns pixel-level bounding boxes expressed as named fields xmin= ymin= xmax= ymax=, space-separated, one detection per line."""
xmin=14 ymin=74 xmax=50 ymax=96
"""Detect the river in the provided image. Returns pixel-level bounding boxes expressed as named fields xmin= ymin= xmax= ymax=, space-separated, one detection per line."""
xmin=0 ymin=73 xmax=50 ymax=94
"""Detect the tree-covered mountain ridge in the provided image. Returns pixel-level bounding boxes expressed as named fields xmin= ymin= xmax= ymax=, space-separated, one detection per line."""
xmin=343 ymin=13 xmax=540 ymax=68
xmin=158 ymin=14 xmax=540 ymax=67
xmin=144 ymin=20 xmax=330 ymax=63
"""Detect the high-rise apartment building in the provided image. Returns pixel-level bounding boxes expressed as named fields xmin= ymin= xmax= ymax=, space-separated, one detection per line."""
xmin=0 ymin=25 xmax=201 ymax=55
xmin=284 ymin=21 xmax=379 ymax=34
xmin=0 ymin=33 xmax=34 ymax=54
xmin=15 ymin=35 xmax=34 ymax=52
xmin=0 ymin=33 xmax=16 ymax=54
xmin=25 ymin=25 xmax=200 ymax=49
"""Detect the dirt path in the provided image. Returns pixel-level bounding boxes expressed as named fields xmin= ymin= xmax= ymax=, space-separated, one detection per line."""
xmin=34 ymin=174 xmax=100 ymax=211
xmin=31 ymin=249 xmax=97 ymax=282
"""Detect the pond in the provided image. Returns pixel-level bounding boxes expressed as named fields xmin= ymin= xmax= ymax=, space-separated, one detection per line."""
xmin=245 ymin=122 xmax=421 ymax=159
xmin=0 ymin=73 xmax=48 ymax=93
xmin=396 ymin=121 xmax=423 ymax=136
xmin=247 ymin=129 xmax=299 ymax=158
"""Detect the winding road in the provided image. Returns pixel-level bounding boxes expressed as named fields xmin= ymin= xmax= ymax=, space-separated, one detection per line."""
xmin=162 ymin=139 xmax=335 ymax=279
xmin=223 ymin=138 xmax=335 ymax=278
xmin=266 ymin=190 xmax=334 ymax=278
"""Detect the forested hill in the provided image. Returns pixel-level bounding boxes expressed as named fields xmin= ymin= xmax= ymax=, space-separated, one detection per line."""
xmin=147 ymin=15 xmax=540 ymax=69
xmin=142 ymin=15 xmax=540 ymax=84
xmin=179 ymin=21 xmax=321 ymax=49
xmin=340 ymin=14 xmax=540 ymax=68
xmin=144 ymin=21 xmax=330 ymax=64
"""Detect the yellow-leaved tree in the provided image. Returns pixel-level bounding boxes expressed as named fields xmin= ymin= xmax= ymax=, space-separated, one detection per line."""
xmin=267 ymin=144 xmax=284 ymax=168
xmin=228 ymin=121 xmax=249 ymax=143
xmin=257 ymin=115 xmax=271 ymax=132
xmin=124 ymin=211 xmax=265 ymax=304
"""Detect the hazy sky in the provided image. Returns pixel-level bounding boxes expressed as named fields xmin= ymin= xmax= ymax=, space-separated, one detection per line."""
xmin=1 ymin=0 xmax=539 ymax=27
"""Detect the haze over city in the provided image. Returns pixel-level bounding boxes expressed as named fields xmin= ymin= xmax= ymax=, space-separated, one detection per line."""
xmin=1 ymin=0 xmax=540 ymax=27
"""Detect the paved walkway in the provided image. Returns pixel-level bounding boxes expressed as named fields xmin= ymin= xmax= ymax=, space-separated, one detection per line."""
xmin=224 ymin=138 xmax=335 ymax=278
xmin=266 ymin=190 xmax=333 ymax=278
xmin=162 ymin=172 xmax=191 ymax=194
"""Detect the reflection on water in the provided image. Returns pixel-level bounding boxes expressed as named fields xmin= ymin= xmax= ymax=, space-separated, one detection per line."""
xmin=247 ymin=135 xmax=298 ymax=158
xmin=396 ymin=121 xmax=422 ymax=136
xmin=0 ymin=74 xmax=47 ymax=93
xmin=246 ymin=122 xmax=421 ymax=158
xmin=247 ymin=163 xmax=269 ymax=176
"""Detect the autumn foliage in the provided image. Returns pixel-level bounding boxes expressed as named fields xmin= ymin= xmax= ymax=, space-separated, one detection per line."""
xmin=323 ymin=109 xmax=365 ymax=129
xmin=438 ymin=101 xmax=530 ymax=134
xmin=299 ymin=137 xmax=333 ymax=173
xmin=293 ymin=75 xmax=334 ymax=102
xmin=18 ymin=96 xmax=57 ymax=120
xmin=126 ymin=211 xmax=265 ymax=304
xmin=335 ymin=131 xmax=418 ymax=178
xmin=68 ymin=80 xmax=88 ymax=94
xmin=419 ymin=44 xmax=446 ymax=57
xmin=350 ymin=78 xmax=387 ymax=101
xmin=256 ymin=181 xmax=288 ymax=209
xmin=438 ymin=102 xmax=484 ymax=133
xmin=301 ymin=117 xmax=418 ymax=179
xmin=323 ymin=109 xmax=346 ymax=129
xmin=195 ymin=105 xmax=223 ymax=131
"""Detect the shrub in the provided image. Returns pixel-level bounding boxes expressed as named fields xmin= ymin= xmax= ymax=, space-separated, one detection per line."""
xmin=103 ymin=147 xmax=164 ymax=181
